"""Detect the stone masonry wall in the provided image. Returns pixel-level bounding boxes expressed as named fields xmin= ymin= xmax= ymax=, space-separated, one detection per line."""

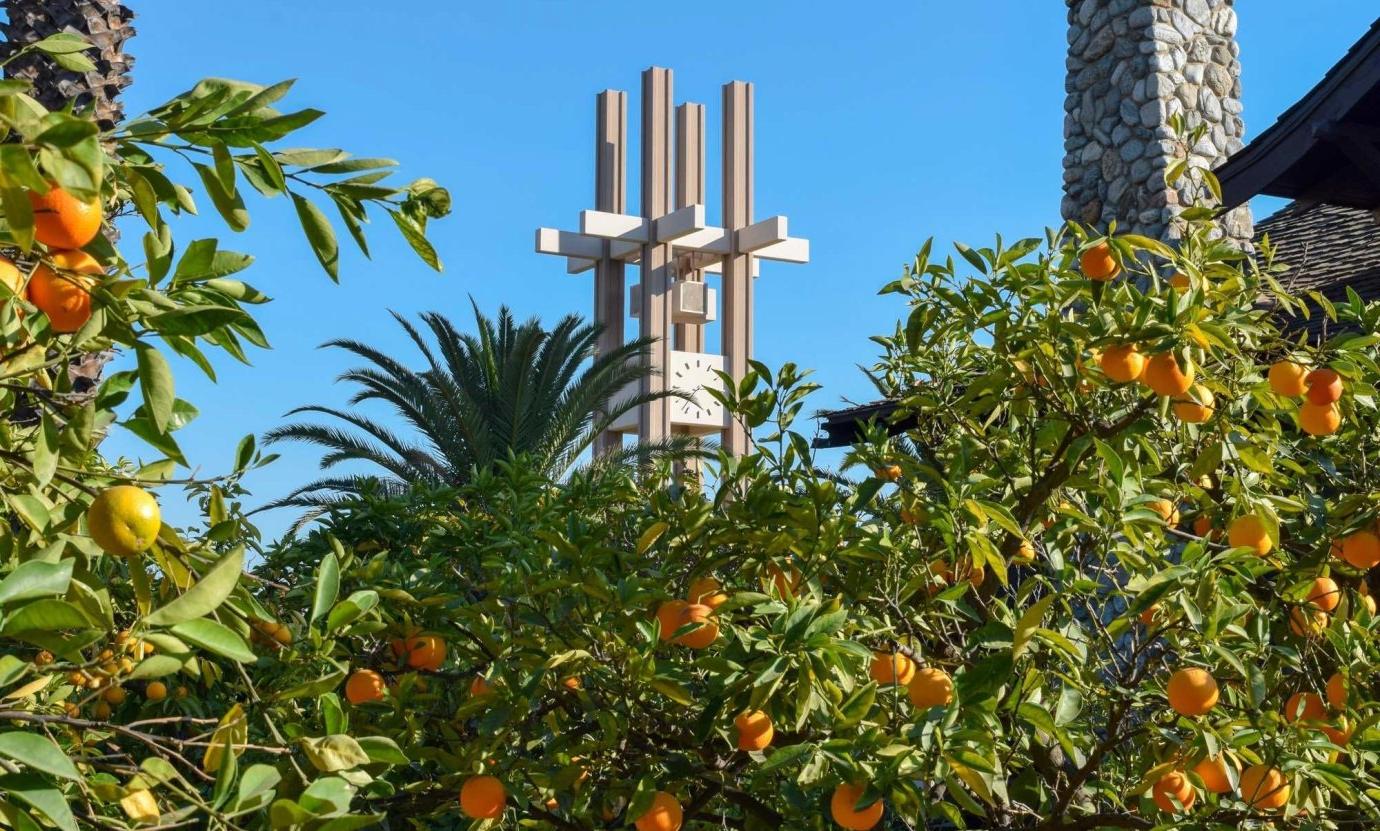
xmin=1062 ymin=0 xmax=1253 ymax=243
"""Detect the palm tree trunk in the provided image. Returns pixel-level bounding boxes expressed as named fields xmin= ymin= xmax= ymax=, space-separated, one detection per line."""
xmin=1 ymin=1 xmax=134 ymax=418
xmin=0 ymin=0 xmax=136 ymax=130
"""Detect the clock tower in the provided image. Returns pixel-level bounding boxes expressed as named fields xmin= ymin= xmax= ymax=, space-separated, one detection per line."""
xmin=536 ymin=67 xmax=810 ymax=457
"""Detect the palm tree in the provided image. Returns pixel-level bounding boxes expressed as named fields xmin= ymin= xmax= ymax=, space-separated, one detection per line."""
xmin=263 ymin=304 xmax=695 ymax=513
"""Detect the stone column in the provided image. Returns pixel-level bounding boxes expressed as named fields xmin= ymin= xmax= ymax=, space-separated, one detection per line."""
xmin=1062 ymin=0 xmax=1252 ymax=244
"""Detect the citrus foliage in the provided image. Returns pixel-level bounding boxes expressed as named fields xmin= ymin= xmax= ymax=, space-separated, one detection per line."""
xmin=0 ymin=34 xmax=449 ymax=829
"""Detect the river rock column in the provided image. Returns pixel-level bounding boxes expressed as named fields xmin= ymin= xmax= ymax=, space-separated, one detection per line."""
xmin=1062 ymin=0 xmax=1252 ymax=244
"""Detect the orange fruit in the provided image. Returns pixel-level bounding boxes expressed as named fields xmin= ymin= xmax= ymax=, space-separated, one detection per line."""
xmin=561 ymin=676 xmax=582 ymax=691
xmin=875 ymin=464 xmax=902 ymax=482
xmin=1238 ymin=765 xmax=1289 ymax=811
xmin=1338 ymin=531 xmax=1380 ymax=569
xmin=1360 ymin=583 xmax=1377 ymax=616
xmin=656 ymin=600 xmax=689 ymax=642
xmin=29 ymin=185 xmax=102 ymax=249
xmin=633 ymin=791 xmax=682 ymax=831
xmin=1322 ymin=717 xmax=1352 ymax=747
xmin=1100 ymin=344 xmax=1145 ymax=383
xmin=145 ymin=681 xmax=167 ymax=702
xmin=1013 ymin=539 xmax=1036 ymax=564
xmin=1305 ymin=367 xmax=1343 ymax=405
xmin=1306 ymin=577 xmax=1341 ymax=613
xmin=1139 ymin=604 xmax=1161 ymax=627
xmin=1172 ymin=385 xmax=1214 ymax=423
xmin=767 ymin=563 xmax=801 ymax=598
xmin=1284 ymin=691 xmax=1325 ymax=723
xmin=1326 ymin=672 xmax=1347 ymax=710
xmin=1147 ymin=499 xmax=1181 ymax=527
xmin=1168 ymin=272 xmax=1191 ymax=290
xmin=1290 ymin=607 xmax=1328 ymax=637
xmin=102 ymin=686 xmax=126 ymax=704
xmin=1079 ymin=241 xmax=1120 ymax=281
xmin=344 ymin=670 xmax=386 ymax=705
xmin=868 ymin=651 xmax=915 ymax=686
xmin=674 ymin=603 xmax=718 ymax=649
xmin=470 ymin=674 xmax=495 ymax=698
xmin=830 ymin=782 xmax=884 ymax=830
xmin=907 ymin=667 xmax=954 ymax=710
xmin=27 ymin=249 xmax=100 ymax=333
xmin=1152 ymin=770 xmax=1196 ymax=813
xmin=733 ymin=710 xmax=774 ymax=752
xmin=87 ymin=485 xmax=161 ymax=558
xmin=92 ymin=701 xmax=112 ymax=720
xmin=1299 ymin=402 xmax=1340 ymax=436
xmin=1194 ymin=755 xmax=1233 ymax=794
xmin=402 ymin=635 xmax=445 ymax=671
xmin=459 ymin=775 xmax=506 ymax=820
xmin=1192 ymin=514 xmax=1215 ymax=539
xmin=1166 ymin=667 xmax=1218 ymax=716
xmin=1142 ymin=352 xmax=1195 ymax=397
xmin=688 ymin=576 xmax=728 ymax=610
xmin=1227 ymin=515 xmax=1271 ymax=557
xmin=1268 ymin=360 xmax=1308 ymax=397
xmin=0 ymin=256 xmax=22 ymax=307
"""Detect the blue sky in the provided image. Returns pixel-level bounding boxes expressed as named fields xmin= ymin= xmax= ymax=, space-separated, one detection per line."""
xmin=108 ymin=1 xmax=1378 ymax=540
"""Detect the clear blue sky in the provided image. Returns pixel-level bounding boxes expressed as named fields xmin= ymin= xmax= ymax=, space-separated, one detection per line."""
xmin=107 ymin=1 xmax=1378 ymax=540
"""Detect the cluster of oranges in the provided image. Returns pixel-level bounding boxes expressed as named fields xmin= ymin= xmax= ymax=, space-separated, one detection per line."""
xmin=343 ymin=634 xmax=446 ymax=705
xmin=654 ymin=576 xmax=727 ymax=650
xmin=1268 ymin=359 xmax=1345 ymax=436
xmin=0 ymin=184 xmax=104 ymax=333
xmin=59 ymin=630 xmax=182 ymax=719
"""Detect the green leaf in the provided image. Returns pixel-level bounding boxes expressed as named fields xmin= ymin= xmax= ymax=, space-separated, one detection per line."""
xmin=325 ymin=590 xmax=378 ymax=632
xmin=389 ymin=210 xmax=441 ymax=271
xmin=0 ymin=559 xmax=72 ymax=606
xmin=0 ymin=733 xmax=80 ymax=781
xmin=0 ymin=774 xmax=76 ymax=831
xmin=134 ymin=342 xmax=175 ymax=435
xmin=170 ymin=617 xmax=256 ymax=663
xmin=355 ymin=736 xmax=407 ymax=766
xmin=126 ymin=654 xmax=185 ymax=680
xmin=292 ymin=193 xmax=339 ymax=280
xmin=194 ymin=162 xmax=249 ymax=231
xmin=144 ymin=545 xmax=245 ymax=626
xmin=0 ymin=599 xmax=94 ymax=635
xmin=1013 ymin=594 xmax=1056 ymax=661
xmin=311 ymin=551 xmax=340 ymax=625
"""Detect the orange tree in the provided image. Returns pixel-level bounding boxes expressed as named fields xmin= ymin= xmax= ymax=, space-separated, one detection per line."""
xmin=0 ymin=34 xmax=448 ymax=829
xmin=249 ymin=196 xmax=1380 ymax=830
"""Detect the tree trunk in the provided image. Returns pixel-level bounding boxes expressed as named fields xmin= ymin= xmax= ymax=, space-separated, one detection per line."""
xmin=0 ymin=0 xmax=136 ymax=130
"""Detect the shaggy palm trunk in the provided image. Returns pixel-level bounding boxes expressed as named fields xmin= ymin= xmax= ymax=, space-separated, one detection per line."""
xmin=1 ymin=1 xmax=135 ymax=415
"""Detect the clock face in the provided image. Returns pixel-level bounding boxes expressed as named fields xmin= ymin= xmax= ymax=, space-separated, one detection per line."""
xmin=669 ymin=352 xmax=724 ymax=431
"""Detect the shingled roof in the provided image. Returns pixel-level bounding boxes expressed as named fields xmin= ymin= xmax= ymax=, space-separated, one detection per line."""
xmin=1257 ymin=200 xmax=1380 ymax=340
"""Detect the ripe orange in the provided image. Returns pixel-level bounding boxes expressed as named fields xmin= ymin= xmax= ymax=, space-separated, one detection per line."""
xmin=633 ymin=791 xmax=682 ymax=831
xmin=1284 ymin=691 xmax=1325 ymax=723
xmin=87 ymin=485 xmax=162 ymax=558
xmin=1238 ymin=765 xmax=1289 ymax=810
xmin=1360 ymin=582 xmax=1377 ymax=615
xmin=1306 ymin=577 xmax=1341 ymax=613
xmin=1193 ymin=755 xmax=1233 ymax=794
xmin=767 ymin=562 xmax=802 ymax=598
xmin=29 ymin=185 xmax=102 ymax=249
xmin=733 ymin=710 xmax=774 ymax=752
xmin=1013 ymin=539 xmax=1037 ymax=564
xmin=1172 ymin=385 xmax=1214 ymax=423
xmin=1192 ymin=514 xmax=1215 ymax=539
xmin=102 ymin=686 xmax=126 ymax=704
xmin=1139 ymin=604 xmax=1161 ymax=627
xmin=830 ymin=782 xmax=884 ymax=831
xmin=92 ymin=701 xmax=112 ymax=720
xmin=1168 ymin=272 xmax=1191 ymax=290
xmin=1152 ymin=770 xmax=1196 ymax=813
xmin=1166 ymin=667 xmax=1218 ymax=716
xmin=907 ymin=667 xmax=954 ymax=710
xmin=0 ymin=256 xmax=21 ymax=307
xmin=656 ymin=600 xmax=689 ymax=642
xmin=470 ymin=674 xmax=495 ymax=698
xmin=875 ymin=464 xmax=902 ymax=482
xmin=1147 ymin=499 xmax=1181 ymax=527
xmin=561 ymin=676 xmax=582 ymax=691
xmin=1338 ymin=531 xmax=1380 ymax=569
xmin=1079 ymin=241 xmax=1120 ymax=281
xmin=868 ymin=651 xmax=915 ymax=686
xmin=674 ymin=603 xmax=719 ymax=649
xmin=1305 ymin=367 xmax=1343 ymax=405
xmin=1142 ymin=353 xmax=1194 ymax=397
xmin=1226 ymin=515 xmax=1271 ymax=557
xmin=1322 ymin=717 xmax=1352 ymax=746
xmin=1268 ymin=360 xmax=1308 ymax=397
xmin=1299 ymin=402 xmax=1340 ymax=436
xmin=403 ymin=635 xmax=446 ymax=671
xmin=1100 ymin=344 xmax=1146 ymax=383
xmin=1326 ymin=672 xmax=1347 ymax=710
xmin=27 ymin=249 xmax=101 ymax=333
xmin=344 ymin=670 xmax=386 ymax=705
xmin=688 ymin=576 xmax=728 ymax=610
xmin=145 ymin=681 xmax=167 ymax=702
xmin=459 ymin=775 xmax=506 ymax=820
xmin=1290 ymin=607 xmax=1328 ymax=637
